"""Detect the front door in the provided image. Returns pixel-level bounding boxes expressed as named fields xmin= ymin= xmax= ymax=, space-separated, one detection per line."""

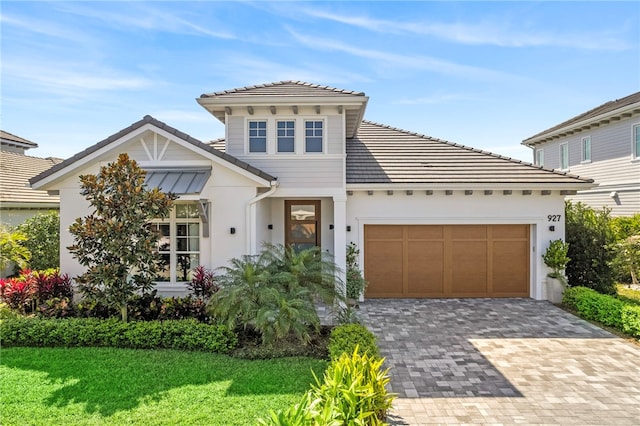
xmin=285 ymin=200 xmax=321 ymax=251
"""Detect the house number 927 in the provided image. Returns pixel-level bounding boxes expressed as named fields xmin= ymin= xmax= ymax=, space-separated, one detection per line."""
xmin=547 ymin=214 xmax=561 ymax=222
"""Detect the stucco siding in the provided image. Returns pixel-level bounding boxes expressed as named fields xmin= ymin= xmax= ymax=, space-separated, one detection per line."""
xmin=345 ymin=191 xmax=567 ymax=300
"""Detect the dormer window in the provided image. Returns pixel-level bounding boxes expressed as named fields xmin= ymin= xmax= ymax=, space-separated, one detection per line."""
xmin=277 ymin=120 xmax=295 ymax=153
xmin=305 ymin=120 xmax=323 ymax=153
xmin=248 ymin=120 xmax=267 ymax=153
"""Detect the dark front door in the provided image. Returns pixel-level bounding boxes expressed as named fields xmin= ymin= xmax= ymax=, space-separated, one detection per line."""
xmin=285 ymin=200 xmax=321 ymax=251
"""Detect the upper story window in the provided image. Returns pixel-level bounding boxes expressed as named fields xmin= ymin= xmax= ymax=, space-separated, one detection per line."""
xmin=535 ymin=149 xmax=544 ymax=166
xmin=634 ymin=124 xmax=640 ymax=159
xmin=150 ymin=203 xmax=201 ymax=283
xmin=305 ymin=120 xmax=323 ymax=153
xmin=560 ymin=142 xmax=569 ymax=170
xmin=248 ymin=120 xmax=267 ymax=153
xmin=581 ymin=136 xmax=591 ymax=163
xmin=277 ymin=120 xmax=295 ymax=153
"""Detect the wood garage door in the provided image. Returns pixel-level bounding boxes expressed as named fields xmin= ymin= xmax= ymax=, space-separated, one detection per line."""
xmin=364 ymin=225 xmax=530 ymax=298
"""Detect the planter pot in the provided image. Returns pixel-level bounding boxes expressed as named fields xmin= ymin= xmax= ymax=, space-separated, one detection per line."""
xmin=544 ymin=277 xmax=566 ymax=304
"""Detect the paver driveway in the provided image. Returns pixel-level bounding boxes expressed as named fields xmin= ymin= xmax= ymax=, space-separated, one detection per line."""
xmin=358 ymin=299 xmax=640 ymax=425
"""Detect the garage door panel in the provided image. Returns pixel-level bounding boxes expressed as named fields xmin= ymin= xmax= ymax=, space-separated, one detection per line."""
xmin=407 ymin=241 xmax=444 ymax=295
xmin=493 ymin=240 xmax=529 ymax=295
xmin=364 ymin=224 xmax=529 ymax=298
xmin=365 ymin=240 xmax=403 ymax=296
xmin=451 ymin=241 xmax=488 ymax=295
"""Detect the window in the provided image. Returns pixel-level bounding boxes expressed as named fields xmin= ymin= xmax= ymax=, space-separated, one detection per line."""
xmin=535 ymin=149 xmax=544 ymax=166
xmin=305 ymin=120 xmax=323 ymax=153
xmin=581 ymin=136 xmax=591 ymax=162
xmin=150 ymin=203 xmax=200 ymax=282
xmin=248 ymin=121 xmax=267 ymax=153
xmin=560 ymin=143 xmax=569 ymax=170
xmin=634 ymin=124 xmax=640 ymax=159
xmin=277 ymin=120 xmax=295 ymax=153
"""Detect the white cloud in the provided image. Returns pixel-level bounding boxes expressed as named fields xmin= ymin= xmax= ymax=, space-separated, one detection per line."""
xmin=302 ymin=9 xmax=632 ymax=51
xmin=393 ymin=93 xmax=477 ymax=105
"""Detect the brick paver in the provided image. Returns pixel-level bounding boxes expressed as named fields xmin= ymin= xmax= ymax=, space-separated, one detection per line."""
xmin=358 ymin=299 xmax=640 ymax=425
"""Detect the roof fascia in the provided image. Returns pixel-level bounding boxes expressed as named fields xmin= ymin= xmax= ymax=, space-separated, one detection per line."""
xmin=197 ymin=95 xmax=368 ymax=107
xmin=523 ymin=101 xmax=640 ymax=146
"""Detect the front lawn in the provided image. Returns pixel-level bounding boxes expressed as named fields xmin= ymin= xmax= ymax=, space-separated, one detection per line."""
xmin=0 ymin=347 xmax=326 ymax=426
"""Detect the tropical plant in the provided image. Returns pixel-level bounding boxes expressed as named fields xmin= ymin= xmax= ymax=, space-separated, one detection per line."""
xmin=346 ymin=242 xmax=367 ymax=300
xmin=542 ymin=239 xmax=570 ymax=286
xmin=68 ymin=153 xmax=177 ymax=321
xmin=186 ymin=265 xmax=219 ymax=299
xmin=0 ymin=269 xmax=73 ymax=315
xmin=16 ymin=211 xmax=60 ymax=270
xmin=210 ymin=244 xmax=342 ymax=345
xmin=565 ymin=201 xmax=616 ymax=294
xmin=0 ymin=226 xmax=31 ymax=276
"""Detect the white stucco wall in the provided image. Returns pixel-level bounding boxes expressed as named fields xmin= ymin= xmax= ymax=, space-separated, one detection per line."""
xmin=345 ymin=190 xmax=567 ymax=300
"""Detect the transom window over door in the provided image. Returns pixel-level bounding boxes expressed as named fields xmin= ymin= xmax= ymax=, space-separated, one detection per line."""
xmin=285 ymin=200 xmax=321 ymax=252
xmin=150 ymin=203 xmax=200 ymax=282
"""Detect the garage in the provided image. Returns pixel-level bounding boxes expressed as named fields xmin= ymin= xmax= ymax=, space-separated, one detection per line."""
xmin=364 ymin=224 xmax=530 ymax=298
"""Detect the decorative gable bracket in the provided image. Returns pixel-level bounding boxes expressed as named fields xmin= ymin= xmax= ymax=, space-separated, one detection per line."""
xmin=197 ymin=199 xmax=210 ymax=238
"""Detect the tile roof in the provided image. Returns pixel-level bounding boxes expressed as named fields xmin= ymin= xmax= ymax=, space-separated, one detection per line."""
xmin=0 ymin=150 xmax=61 ymax=205
xmin=523 ymin=91 xmax=640 ymax=145
xmin=30 ymin=115 xmax=276 ymax=187
xmin=347 ymin=121 xmax=594 ymax=186
xmin=1 ymin=130 xmax=38 ymax=148
xmin=200 ymin=80 xmax=366 ymax=99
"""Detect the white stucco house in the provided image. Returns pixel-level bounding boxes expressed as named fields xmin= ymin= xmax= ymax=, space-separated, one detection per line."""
xmin=30 ymin=81 xmax=594 ymax=300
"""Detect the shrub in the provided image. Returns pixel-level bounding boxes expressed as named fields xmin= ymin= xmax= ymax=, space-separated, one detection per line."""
xmin=16 ymin=211 xmax=60 ymax=270
xmin=542 ymin=239 xmax=570 ymax=285
xmin=0 ymin=269 xmax=73 ymax=315
xmin=0 ymin=226 xmax=31 ymax=276
xmin=328 ymin=323 xmax=379 ymax=360
xmin=621 ymin=305 xmax=640 ymax=338
xmin=346 ymin=242 xmax=367 ymax=300
xmin=0 ymin=317 xmax=238 ymax=353
xmin=187 ymin=265 xmax=219 ymax=299
xmin=565 ymin=201 xmax=616 ymax=294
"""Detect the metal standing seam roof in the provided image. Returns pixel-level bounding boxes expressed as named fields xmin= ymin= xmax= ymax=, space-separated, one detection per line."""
xmin=0 ymin=150 xmax=62 ymax=205
xmin=199 ymin=80 xmax=366 ymax=98
xmin=523 ymin=91 xmax=640 ymax=145
xmin=30 ymin=115 xmax=276 ymax=188
xmin=144 ymin=168 xmax=212 ymax=195
xmin=346 ymin=121 xmax=594 ymax=185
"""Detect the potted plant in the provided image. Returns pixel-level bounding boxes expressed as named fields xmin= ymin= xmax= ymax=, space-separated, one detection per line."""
xmin=542 ymin=239 xmax=570 ymax=303
xmin=346 ymin=242 xmax=367 ymax=306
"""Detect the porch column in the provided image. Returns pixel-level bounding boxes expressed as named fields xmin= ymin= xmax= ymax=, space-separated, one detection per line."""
xmin=333 ymin=195 xmax=347 ymax=297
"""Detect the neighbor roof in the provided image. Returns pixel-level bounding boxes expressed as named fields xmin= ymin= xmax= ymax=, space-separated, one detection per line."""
xmin=1 ymin=130 xmax=38 ymax=149
xmin=30 ymin=115 xmax=276 ymax=188
xmin=199 ymin=80 xmax=366 ymax=98
xmin=347 ymin=121 xmax=594 ymax=186
xmin=523 ymin=91 xmax=640 ymax=146
xmin=0 ymin=150 xmax=61 ymax=206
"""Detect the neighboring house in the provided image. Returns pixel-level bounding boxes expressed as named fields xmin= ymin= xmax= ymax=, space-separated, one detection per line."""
xmin=0 ymin=130 xmax=61 ymax=227
xmin=31 ymin=81 xmax=593 ymax=300
xmin=522 ymin=92 xmax=640 ymax=216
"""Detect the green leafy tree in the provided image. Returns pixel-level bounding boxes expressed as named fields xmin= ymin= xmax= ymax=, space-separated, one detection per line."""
xmin=610 ymin=235 xmax=640 ymax=287
xmin=0 ymin=226 xmax=31 ymax=276
xmin=542 ymin=239 xmax=570 ymax=286
xmin=68 ymin=153 xmax=176 ymax=321
xmin=16 ymin=211 xmax=60 ymax=270
xmin=565 ymin=201 xmax=616 ymax=294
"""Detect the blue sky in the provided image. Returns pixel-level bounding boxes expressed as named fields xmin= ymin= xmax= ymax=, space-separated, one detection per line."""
xmin=2 ymin=1 xmax=639 ymax=162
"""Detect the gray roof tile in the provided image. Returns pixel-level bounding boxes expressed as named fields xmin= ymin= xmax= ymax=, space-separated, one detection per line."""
xmin=200 ymin=80 xmax=365 ymax=98
xmin=1 ymin=150 xmax=61 ymax=205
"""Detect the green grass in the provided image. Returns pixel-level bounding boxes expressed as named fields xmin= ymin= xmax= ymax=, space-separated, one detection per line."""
xmin=0 ymin=347 xmax=327 ymax=426
xmin=616 ymin=284 xmax=640 ymax=306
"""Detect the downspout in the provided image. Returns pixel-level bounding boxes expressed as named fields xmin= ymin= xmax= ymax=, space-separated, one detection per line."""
xmin=246 ymin=180 xmax=278 ymax=254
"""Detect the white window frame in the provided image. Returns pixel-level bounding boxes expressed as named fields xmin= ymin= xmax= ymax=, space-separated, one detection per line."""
xmin=560 ymin=142 xmax=569 ymax=170
xmin=151 ymin=203 xmax=201 ymax=283
xmin=581 ymin=136 xmax=591 ymax=163
xmin=633 ymin=123 xmax=640 ymax=160
xmin=535 ymin=149 xmax=544 ymax=166
xmin=304 ymin=120 xmax=324 ymax=153
xmin=247 ymin=120 xmax=267 ymax=153
xmin=276 ymin=120 xmax=296 ymax=153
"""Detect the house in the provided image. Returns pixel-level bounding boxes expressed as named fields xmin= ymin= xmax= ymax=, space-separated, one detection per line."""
xmin=522 ymin=92 xmax=640 ymax=216
xmin=30 ymin=81 xmax=594 ymax=300
xmin=0 ymin=130 xmax=61 ymax=228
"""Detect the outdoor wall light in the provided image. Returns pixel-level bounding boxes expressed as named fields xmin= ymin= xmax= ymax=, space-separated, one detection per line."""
xmin=230 ymin=227 xmax=236 ymax=234
xmin=549 ymin=226 xmax=555 ymax=232
xmin=346 ymin=226 xmax=351 ymax=232
xmin=329 ymin=224 xmax=334 ymax=230
xmin=268 ymin=224 xmax=273 ymax=230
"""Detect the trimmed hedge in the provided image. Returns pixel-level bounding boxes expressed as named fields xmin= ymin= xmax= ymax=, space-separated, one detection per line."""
xmin=0 ymin=317 xmax=238 ymax=353
xmin=562 ymin=286 xmax=640 ymax=338
xmin=328 ymin=323 xmax=379 ymax=360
